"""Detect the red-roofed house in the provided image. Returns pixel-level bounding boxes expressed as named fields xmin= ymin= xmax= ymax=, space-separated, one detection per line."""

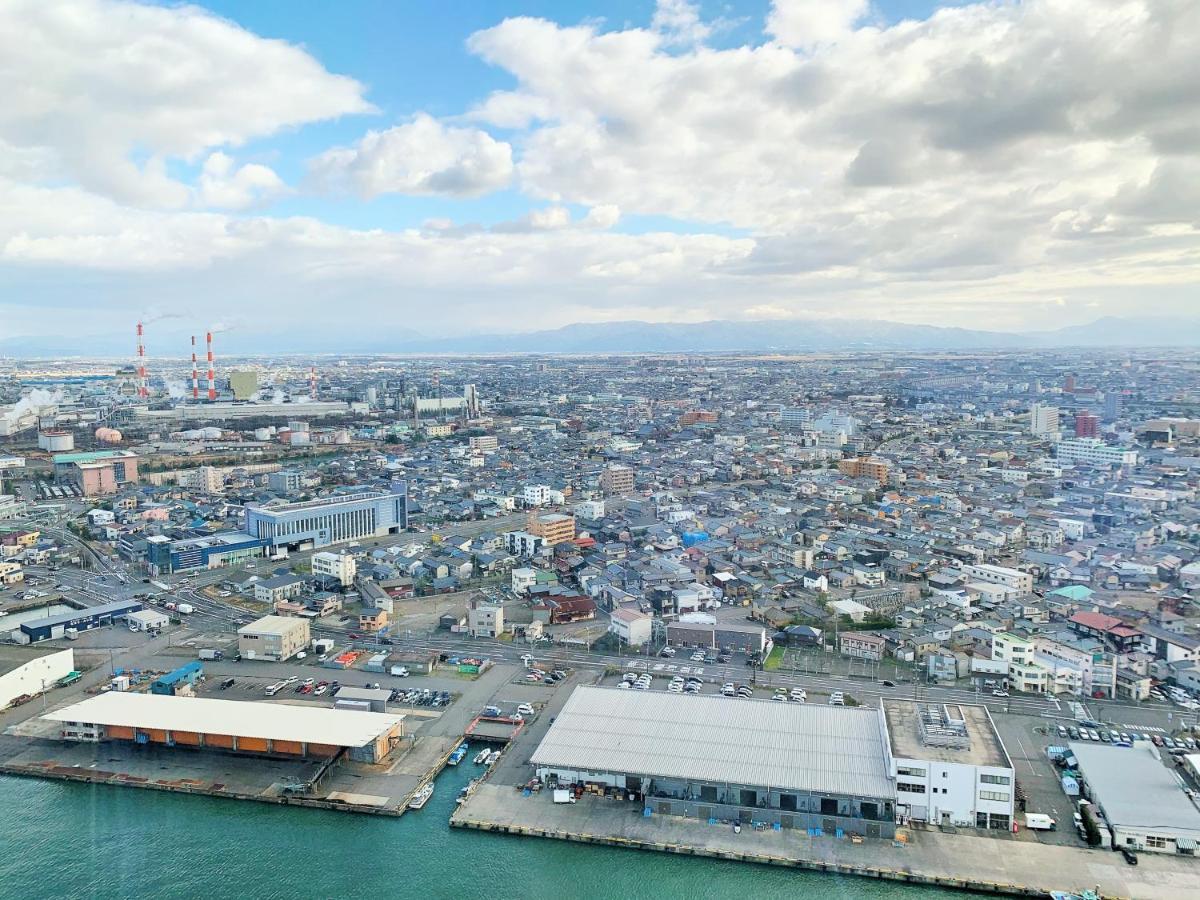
xmin=1068 ymin=611 xmax=1142 ymax=652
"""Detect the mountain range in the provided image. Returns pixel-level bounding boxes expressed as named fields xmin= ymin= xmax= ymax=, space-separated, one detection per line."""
xmin=2 ymin=316 xmax=1199 ymax=358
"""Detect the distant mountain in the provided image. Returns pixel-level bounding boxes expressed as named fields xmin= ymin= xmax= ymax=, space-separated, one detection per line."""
xmin=2 ymin=315 xmax=1197 ymax=358
xmin=394 ymin=316 xmax=1200 ymax=354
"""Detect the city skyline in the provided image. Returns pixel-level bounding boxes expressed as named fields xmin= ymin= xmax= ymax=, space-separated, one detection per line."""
xmin=2 ymin=0 xmax=1198 ymax=344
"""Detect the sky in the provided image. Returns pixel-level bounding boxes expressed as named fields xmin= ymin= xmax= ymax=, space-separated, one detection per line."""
xmin=0 ymin=0 xmax=1197 ymax=351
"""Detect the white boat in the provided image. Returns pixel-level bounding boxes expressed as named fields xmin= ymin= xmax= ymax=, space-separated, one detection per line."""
xmin=408 ymin=782 xmax=434 ymax=810
xmin=486 ymin=749 xmax=502 ymax=765
xmin=473 ymin=748 xmax=490 ymax=765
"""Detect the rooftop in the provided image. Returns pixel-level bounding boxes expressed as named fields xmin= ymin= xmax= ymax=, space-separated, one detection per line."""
xmin=530 ymin=685 xmax=895 ymax=799
xmin=883 ymin=699 xmax=1011 ymax=768
xmin=45 ymin=692 xmax=404 ymax=748
xmin=238 ymin=614 xmax=308 ymax=635
xmin=1070 ymin=743 xmax=1200 ymax=836
xmin=0 ymin=644 xmax=70 ymax=679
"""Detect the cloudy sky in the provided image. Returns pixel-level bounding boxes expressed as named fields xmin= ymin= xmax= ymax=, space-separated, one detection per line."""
xmin=1 ymin=0 xmax=1197 ymax=349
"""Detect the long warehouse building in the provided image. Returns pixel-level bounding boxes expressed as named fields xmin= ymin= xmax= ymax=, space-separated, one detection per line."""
xmin=531 ymin=686 xmax=898 ymax=837
xmin=12 ymin=599 xmax=143 ymax=644
xmin=45 ymin=692 xmax=404 ymax=762
xmin=244 ymin=483 xmax=408 ymax=551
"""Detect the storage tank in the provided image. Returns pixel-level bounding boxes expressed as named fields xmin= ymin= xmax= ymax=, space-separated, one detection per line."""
xmin=37 ymin=430 xmax=74 ymax=452
xmin=94 ymin=427 xmax=122 ymax=444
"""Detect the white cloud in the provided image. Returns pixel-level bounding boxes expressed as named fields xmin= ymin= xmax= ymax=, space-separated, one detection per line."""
xmin=196 ymin=153 xmax=287 ymax=210
xmin=310 ymin=114 xmax=513 ymax=198
xmin=766 ymin=0 xmax=868 ymax=50
xmin=0 ymin=0 xmax=371 ymax=207
xmin=652 ymin=0 xmax=712 ymax=46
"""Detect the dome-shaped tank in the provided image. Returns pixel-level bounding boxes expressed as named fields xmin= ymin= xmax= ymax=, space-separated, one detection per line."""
xmin=94 ymin=427 xmax=122 ymax=443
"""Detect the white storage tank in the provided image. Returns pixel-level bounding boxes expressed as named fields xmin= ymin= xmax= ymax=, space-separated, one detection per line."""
xmin=37 ymin=430 xmax=74 ymax=452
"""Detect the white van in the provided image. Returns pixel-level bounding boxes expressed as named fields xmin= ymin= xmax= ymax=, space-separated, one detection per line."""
xmin=829 ymin=691 xmax=845 ymax=706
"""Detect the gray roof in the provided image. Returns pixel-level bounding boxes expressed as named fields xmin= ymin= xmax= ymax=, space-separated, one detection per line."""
xmin=531 ymin=686 xmax=894 ymax=799
xmin=1070 ymin=743 xmax=1200 ymax=836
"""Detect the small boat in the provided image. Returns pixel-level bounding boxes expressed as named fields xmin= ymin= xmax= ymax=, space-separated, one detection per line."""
xmin=486 ymin=749 xmax=502 ymax=765
xmin=474 ymin=748 xmax=490 ymax=765
xmin=1049 ymin=891 xmax=1100 ymax=900
xmin=447 ymin=743 xmax=468 ymax=766
xmin=456 ymin=779 xmax=478 ymax=806
xmin=408 ymin=782 xmax=434 ymax=810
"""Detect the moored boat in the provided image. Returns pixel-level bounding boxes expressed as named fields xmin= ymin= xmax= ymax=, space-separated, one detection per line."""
xmin=407 ymin=782 xmax=434 ymax=810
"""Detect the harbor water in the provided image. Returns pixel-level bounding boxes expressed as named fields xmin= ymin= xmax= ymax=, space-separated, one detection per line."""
xmin=0 ymin=766 xmax=978 ymax=900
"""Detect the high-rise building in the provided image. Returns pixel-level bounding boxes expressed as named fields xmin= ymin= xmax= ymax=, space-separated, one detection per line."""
xmin=1074 ymin=411 xmax=1100 ymax=438
xmin=1063 ymin=374 xmax=1076 ymax=394
xmin=599 ymin=464 xmax=635 ymax=496
xmin=1103 ymin=391 xmax=1122 ymax=422
xmin=526 ymin=512 xmax=576 ymax=546
xmin=837 ymin=457 xmax=891 ymax=483
xmin=1029 ymin=403 xmax=1060 ymax=437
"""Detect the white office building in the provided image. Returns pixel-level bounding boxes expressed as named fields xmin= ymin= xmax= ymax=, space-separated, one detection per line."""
xmin=1055 ymin=438 xmax=1138 ymax=468
xmin=960 ymin=564 xmax=1033 ymax=596
xmin=1029 ymin=403 xmax=1060 ymax=437
xmin=311 ymin=551 xmax=357 ymax=588
xmin=883 ymin=699 xmax=1016 ymax=831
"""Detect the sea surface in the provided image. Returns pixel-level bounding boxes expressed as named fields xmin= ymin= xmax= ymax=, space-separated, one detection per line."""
xmin=0 ymin=766 xmax=978 ymax=900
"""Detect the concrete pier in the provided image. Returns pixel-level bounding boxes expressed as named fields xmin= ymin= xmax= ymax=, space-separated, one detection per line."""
xmin=451 ymin=783 xmax=1200 ymax=899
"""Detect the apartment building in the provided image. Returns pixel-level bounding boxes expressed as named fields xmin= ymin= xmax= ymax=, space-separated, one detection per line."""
xmin=311 ymin=551 xmax=356 ymax=588
xmin=599 ymin=464 xmax=636 ymax=496
xmin=960 ymin=564 xmax=1033 ymax=596
xmin=1055 ymin=438 xmax=1138 ymax=467
xmin=526 ymin=511 xmax=575 ymax=546
xmin=838 ymin=457 xmax=891 ymax=483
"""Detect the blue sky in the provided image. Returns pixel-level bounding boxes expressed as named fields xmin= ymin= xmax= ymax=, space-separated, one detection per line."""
xmin=0 ymin=0 xmax=1195 ymax=348
xmin=187 ymin=0 xmax=953 ymax=233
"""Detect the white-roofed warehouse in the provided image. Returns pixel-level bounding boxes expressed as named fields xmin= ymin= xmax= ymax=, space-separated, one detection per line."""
xmin=45 ymin=692 xmax=404 ymax=763
xmin=531 ymin=686 xmax=897 ymax=836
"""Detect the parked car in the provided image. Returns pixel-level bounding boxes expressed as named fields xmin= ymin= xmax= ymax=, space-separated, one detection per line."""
xmin=1120 ymin=847 xmax=1138 ymax=866
xmin=516 ymin=703 xmax=535 ymax=716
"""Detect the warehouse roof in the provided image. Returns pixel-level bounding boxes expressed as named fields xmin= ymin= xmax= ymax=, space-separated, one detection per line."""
xmin=45 ymin=692 xmax=403 ymax=748
xmin=238 ymin=614 xmax=307 ymax=635
xmin=531 ymin=686 xmax=894 ymax=798
xmin=1070 ymin=742 xmax=1200 ymax=836
xmin=19 ymin=599 xmax=142 ymax=633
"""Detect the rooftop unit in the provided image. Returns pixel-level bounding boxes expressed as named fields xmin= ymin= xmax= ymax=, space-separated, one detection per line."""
xmin=917 ymin=703 xmax=971 ymax=750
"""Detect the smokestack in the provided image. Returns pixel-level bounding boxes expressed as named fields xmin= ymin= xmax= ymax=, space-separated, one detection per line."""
xmin=206 ymin=331 xmax=216 ymax=401
xmin=136 ymin=321 xmax=148 ymax=399
xmin=190 ymin=335 xmax=199 ymax=401
xmin=310 ymin=366 xmax=317 ymax=400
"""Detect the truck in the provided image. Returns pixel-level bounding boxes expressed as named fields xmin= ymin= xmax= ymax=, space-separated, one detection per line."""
xmin=198 ymin=649 xmax=223 ymax=661
xmin=176 ymin=603 xmax=194 ymax=615
xmin=552 ymin=789 xmax=576 ymax=804
xmin=390 ymin=665 xmax=410 ymax=677
xmin=312 ymin=638 xmax=335 ymax=654
xmin=1024 ymin=813 xmax=1057 ymax=831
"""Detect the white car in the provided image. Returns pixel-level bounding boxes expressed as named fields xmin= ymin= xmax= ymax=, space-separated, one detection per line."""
xmin=790 ymin=689 xmax=806 ymax=702
xmin=516 ymin=703 xmax=535 ymax=716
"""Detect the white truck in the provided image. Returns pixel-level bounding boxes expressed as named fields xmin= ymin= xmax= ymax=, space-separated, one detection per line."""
xmin=176 ymin=603 xmax=194 ymax=615
xmin=390 ymin=665 xmax=410 ymax=677
xmin=552 ymin=789 xmax=576 ymax=804
xmin=1024 ymin=813 xmax=1057 ymax=831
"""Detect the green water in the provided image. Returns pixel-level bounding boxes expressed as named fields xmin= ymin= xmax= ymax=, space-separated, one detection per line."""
xmin=0 ymin=767 xmax=977 ymax=900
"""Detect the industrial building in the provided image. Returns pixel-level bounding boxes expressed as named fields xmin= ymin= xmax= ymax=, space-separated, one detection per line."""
xmin=244 ymin=483 xmax=408 ymax=551
xmin=1070 ymin=742 xmax=1200 ymax=855
xmin=238 ymin=615 xmax=310 ymax=661
xmin=151 ymin=661 xmax=204 ymax=696
xmin=0 ymin=646 xmax=75 ymax=709
xmin=52 ymin=450 xmax=139 ymax=497
xmin=146 ymin=531 xmax=266 ymax=575
xmin=531 ymin=686 xmax=898 ymax=837
xmin=12 ymin=600 xmax=143 ymax=644
xmin=45 ymin=692 xmax=404 ymax=762
xmin=126 ymin=609 xmax=169 ymax=632
xmin=882 ymin=699 xmax=1015 ymax=830
xmin=665 ymin=620 xmax=768 ymax=653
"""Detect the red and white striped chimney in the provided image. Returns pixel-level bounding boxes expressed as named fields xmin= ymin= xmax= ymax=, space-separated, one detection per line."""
xmin=136 ymin=321 xmax=148 ymax=399
xmin=206 ymin=331 xmax=216 ymax=401
xmin=190 ymin=335 xmax=199 ymax=400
